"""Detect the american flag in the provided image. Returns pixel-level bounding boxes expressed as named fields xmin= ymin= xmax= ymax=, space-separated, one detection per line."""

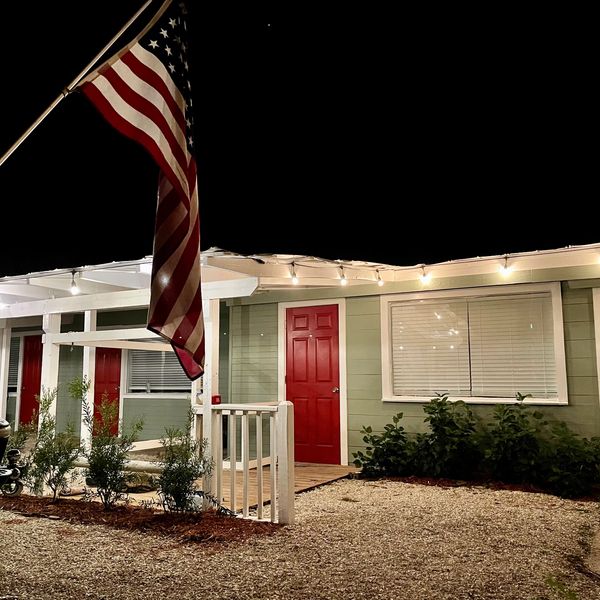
xmin=78 ymin=0 xmax=204 ymax=380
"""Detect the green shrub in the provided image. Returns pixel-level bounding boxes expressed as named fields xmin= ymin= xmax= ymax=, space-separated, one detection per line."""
xmin=81 ymin=386 xmax=143 ymax=510
xmin=484 ymin=393 xmax=547 ymax=483
xmin=158 ymin=409 xmax=212 ymax=512
xmin=540 ymin=422 xmax=600 ymax=498
xmin=415 ymin=394 xmax=481 ymax=479
xmin=27 ymin=388 xmax=81 ymax=500
xmin=352 ymin=413 xmax=415 ymax=476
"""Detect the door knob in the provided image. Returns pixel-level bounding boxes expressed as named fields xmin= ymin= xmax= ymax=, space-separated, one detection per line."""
xmin=332 ymin=387 xmax=340 ymax=393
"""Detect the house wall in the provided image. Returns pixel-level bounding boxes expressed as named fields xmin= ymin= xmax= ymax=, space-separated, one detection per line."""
xmin=229 ymin=303 xmax=278 ymax=404
xmin=56 ymin=345 xmax=83 ymax=436
xmin=345 ymin=284 xmax=600 ymax=459
xmin=122 ymin=396 xmax=189 ymax=441
xmin=227 ymin=278 xmax=600 ymax=463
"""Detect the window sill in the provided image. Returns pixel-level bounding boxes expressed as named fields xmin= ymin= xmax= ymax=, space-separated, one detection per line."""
xmin=122 ymin=393 xmax=190 ymax=400
xmin=382 ymin=396 xmax=568 ymax=406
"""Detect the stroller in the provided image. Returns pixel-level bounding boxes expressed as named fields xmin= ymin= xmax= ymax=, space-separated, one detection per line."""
xmin=0 ymin=418 xmax=26 ymax=496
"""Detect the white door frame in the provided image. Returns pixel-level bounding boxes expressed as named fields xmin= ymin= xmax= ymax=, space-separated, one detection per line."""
xmin=277 ymin=298 xmax=348 ymax=465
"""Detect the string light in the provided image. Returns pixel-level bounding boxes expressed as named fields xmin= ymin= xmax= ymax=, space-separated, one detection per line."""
xmin=376 ymin=269 xmax=384 ymax=287
xmin=420 ymin=266 xmax=431 ymax=284
xmin=499 ymin=256 xmax=512 ymax=277
xmin=340 ymin=267 xmax=348 ymax=286
xmin=70 ymin=270 xmax=80 ymax=295
xmin=290 ymin=262 xmax=299 ymax=285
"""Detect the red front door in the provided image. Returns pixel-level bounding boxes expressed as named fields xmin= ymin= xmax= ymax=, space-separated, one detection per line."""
xmin=94 ymin=348 xmax=122 ymax=435
xmin=286 ymin=304 xmax=340 ymax=464
xmin=20 ymin=335 xmax=43 ymax=426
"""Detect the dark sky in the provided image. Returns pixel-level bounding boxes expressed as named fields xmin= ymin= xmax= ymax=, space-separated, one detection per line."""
xmin=0 ymin=3 xmax=596 ymax=277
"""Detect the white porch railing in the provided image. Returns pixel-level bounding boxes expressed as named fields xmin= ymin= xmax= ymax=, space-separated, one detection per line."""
xmin=196 ymin=401 xmax=294 ymax=524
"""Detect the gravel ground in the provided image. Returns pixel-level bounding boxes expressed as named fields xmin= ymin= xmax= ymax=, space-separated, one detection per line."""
xmin=1 ymin=478 xmax=600 ymax=600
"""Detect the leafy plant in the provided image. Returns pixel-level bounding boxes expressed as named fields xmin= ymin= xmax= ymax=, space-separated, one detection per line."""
xmin=352 ymin=413 xmax=415 ymax=476
xmin=158 ymin=409 xmax=212 ymax=512
xmin=484 ymin=393 xmax=547 ymax=483
xmin=540 ymin=422 xmax=600 ymax=498
xmin=415 ymin=394 xmax=481 ymax=479
xmin=81 ymin=383 xmax=143 ymax=510
xmin=27 ymin=387 xmax=81 ymax=501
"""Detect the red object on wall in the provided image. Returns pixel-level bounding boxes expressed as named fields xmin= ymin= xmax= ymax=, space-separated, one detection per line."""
xmin=94 ymin=348 xmax=122 ymax=436
xmin=286 ymin=304 xmax=340 ymax=464
xmin=211 ymin=394 xmax=222 ymax=405
xmin=19 ymin=335 xmax=43 ymax=426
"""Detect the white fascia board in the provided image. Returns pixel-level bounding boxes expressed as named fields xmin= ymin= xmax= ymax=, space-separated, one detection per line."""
xmin=0 ymin=283 xmax=68 ymax=299
xmin=80 ymin=271 xmax=150 ymax=289
xmin=66 ymin=340 xmax=172 ymax=351
xmin=46 ymin=327 xmax=160 ymax=344
xmin=0 ymin=276 xmax=259 ymax=319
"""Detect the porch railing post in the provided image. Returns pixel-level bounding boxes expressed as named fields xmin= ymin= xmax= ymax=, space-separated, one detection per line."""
xmin=276 ymin=400 xmax=295 ymax=525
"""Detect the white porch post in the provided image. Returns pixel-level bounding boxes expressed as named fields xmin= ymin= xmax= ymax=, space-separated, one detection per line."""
xmin=40 ymin=313 xmax=61 ymax=422
xmin=0 ymin=323 xmax=11 ymax=420
xmin=80 ymin=310 xmax=97 ymax=449
xmin=276 ymin=401 xmax=295 ymax=525
xmin=201 ymin=298 xmax=220 ymax=497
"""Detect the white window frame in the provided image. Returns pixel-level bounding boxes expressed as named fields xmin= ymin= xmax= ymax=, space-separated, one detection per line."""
xmin=380 ymin=282 xmax=568 ymax=405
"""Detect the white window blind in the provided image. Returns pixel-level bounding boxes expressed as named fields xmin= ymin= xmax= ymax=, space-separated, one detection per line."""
xmin=391 ymin=300 xmax=470 ymax=396
xmin=469 ymin=293 xmax=555 ymax=398
xmin=8 ymin=337 xmax=20 ymax=389
xmin=390 ymin=290 xmax=558 ymax=400
xmin=127 ymin=349 xmax=193 ymax=393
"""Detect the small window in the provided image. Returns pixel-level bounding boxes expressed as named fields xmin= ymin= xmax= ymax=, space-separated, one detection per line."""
xmin=127 ymin=349 xmax=193 ymax=393
xmin=382 ymin=283 xmax=567 ymax=404
xmin=8 ymin=337 xmax=20 ymax=392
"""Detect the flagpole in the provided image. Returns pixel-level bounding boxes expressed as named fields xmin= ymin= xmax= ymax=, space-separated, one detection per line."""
xmin=0 ymin=0 xmax=154 ymax=168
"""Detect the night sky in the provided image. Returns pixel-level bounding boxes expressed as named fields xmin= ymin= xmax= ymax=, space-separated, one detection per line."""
xmin=0 ymin=3 xmax=596 ymax=277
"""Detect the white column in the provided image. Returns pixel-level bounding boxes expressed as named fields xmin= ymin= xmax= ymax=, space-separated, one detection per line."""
xmin=0 ymin=323 xmax=11 ymax=420
xmin=276 ymin=401 xmax=295 ymax=525
xmin=201 ymin=298 xmax=220 ymax=497
xmin=80 ymin=310 xmax=97 ymax=449
xmin=39 ymin=313 xmax=61 ymax=422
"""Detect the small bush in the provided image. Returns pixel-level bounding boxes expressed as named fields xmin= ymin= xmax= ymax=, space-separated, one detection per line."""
xmin=27 ymin=388 xmax=81 ymax=500
xmin=415 ymin=394 xmax=481 ymax=479
xmin=484 ymin=393 xmax=547 ymax=483
xmin=81 ymin=382 xmax=143 ymax=510
xmin=352 ymin=413 xmax=415 ymax=476
xmin=158 ymin=409 xmax=212 ymax=512
xmin=540 ymin=422 xmax=600 ymax=498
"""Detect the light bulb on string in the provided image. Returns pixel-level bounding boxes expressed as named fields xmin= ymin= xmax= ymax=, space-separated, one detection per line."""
xmin=290 ymin=262 xmax=299 ymax=285
xmin=420 ymin=266 xmax=431 ymax=284
xmin=340 ymin=267 xmax=348 ymax=286
xmin=499 ymin=256 xmax=512 ymax=277
xmin=376 ymin=270 xmax=384 ymax=287
xmin=70 ymin=270 xmax=80 ymax=295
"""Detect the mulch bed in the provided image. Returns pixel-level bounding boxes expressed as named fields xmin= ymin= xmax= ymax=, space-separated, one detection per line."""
xmin=0 ymin=494 xmax=281 ymax=545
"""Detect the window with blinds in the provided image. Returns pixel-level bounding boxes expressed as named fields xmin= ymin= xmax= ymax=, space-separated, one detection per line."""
xmin=127 ymin=349 xmax=193 ymax=393
xmin=8 ymin=337 xmax=20 ymax=391
xmin=389 ymin=290 xmax=559 ymax=400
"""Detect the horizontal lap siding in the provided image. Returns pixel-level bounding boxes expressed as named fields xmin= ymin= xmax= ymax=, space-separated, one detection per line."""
xmin=346 ymin=285 xmax=600 ymax=460
xmin=56 ymin=346 xmax=83 ymax=437
xmin=122 ymin=397 xmax=189 ymax=441
xmin=229 ymin=304 xmax=278 ymax=404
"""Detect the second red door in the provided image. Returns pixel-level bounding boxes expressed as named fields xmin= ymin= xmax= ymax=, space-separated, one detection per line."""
xmin=94 ymin=347 xmax=122 ymax=435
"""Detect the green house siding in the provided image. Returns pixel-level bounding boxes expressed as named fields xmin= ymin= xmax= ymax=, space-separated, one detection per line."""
xmin=56 ymin=345 xmax=83 ymax=437
xmin=219 ymin=302 xmax=230 ymax=403
xmin=346 ymin=283 xmax=600 ymax=459
xmin=229 ymin=303 xmax=278 ymax=404
xmin=122 ymin=396 xmax=189 ymax=441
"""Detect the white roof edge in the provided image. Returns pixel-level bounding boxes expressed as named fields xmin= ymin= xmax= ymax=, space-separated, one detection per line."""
xmin=2 ymin=241 xmax=600 ymax=283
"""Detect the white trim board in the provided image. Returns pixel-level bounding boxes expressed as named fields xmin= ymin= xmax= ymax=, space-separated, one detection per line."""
xmin=278 ymin=298 xmax=348 ymax=466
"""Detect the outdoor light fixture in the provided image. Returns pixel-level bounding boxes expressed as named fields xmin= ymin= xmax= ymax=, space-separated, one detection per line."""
xmin=340 ymin=267 xmax=348 ymax=286
xmin=70 ymin=270 xmax=80 ymax=295
xmin=499 ymin=256 xmax=512 ymax=277
xmin=376 ymin=270 xmax=384 ymax=287
xmin=290 ymin=262 xmax=299 ymax=285
xmin=419 ymin=266 xmax=431 ymax=284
